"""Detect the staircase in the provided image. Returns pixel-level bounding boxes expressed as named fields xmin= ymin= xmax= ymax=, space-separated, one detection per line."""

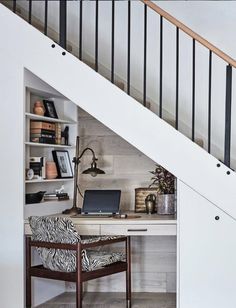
xmin=0 ymin=1 xmax=236 ymax=308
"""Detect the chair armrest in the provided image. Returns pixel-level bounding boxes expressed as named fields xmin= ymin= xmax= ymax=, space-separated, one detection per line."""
xmin=26 ymin=236 xmax=78 ymax=250
xmin=80 ymin=236 xmax=127 ymax=249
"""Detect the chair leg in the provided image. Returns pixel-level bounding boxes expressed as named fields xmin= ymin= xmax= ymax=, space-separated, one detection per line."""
xmin=25 ymin=237 xmax=32 ymax=307
xmin=76 ymin=281 xmax=83 ymax=308
xmin=26 ymin=276 xmax=31 ymax=308
xmin=76 ymin=243 xmax=83 ymax=308
xmin=126 ymin=237 xmax=131 ymax=308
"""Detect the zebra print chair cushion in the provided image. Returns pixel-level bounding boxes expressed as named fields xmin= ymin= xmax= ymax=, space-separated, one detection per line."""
xmin=29 ymin=216 xmax=124 ymax=272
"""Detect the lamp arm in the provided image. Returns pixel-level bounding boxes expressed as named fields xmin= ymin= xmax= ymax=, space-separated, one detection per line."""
xmin=77 ymin=147 xmax=97 ymax=162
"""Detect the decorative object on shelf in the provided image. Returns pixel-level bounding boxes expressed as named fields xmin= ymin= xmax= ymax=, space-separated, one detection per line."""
xmin=149 ymin=164 xmax=176 ymax=215
xmin=62 ymin=136 xmax=105 ymax=215
xmin=145 ymin=194 xmax=156 ymax=214
xmin=61 ymin=126 xmax=69 ymax=145
xmin=44 ymin=192 xmax=69 ymax=201
xmin=30 ymin=121 xmax=56 ymax=144
xmin=26 ymin=168 xmax=34 ymax=180
xmin=43 ymin=100 xmax=58 ymax=118
xmin=52 ymin=150 xmax=73 ymax=178
xmin=25 ymin=191 xmax=46 ymax=204
xmin=29 ymin=156 xmax=46 ymax=179
xmin=46 ymin=161 xmax=58 ymax=179
xmin=44 ymin=185 xmax=69 ymax=201
xmin=135 ymin=187 xmax=157 ymax=213
xmin=33 ymin=100 xmax=45 ymax=116
xmin=55 ymin=185 xmax=65 ymax=194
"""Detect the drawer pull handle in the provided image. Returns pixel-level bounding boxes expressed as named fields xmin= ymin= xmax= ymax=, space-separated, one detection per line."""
xmin=127 ymin=229 xmax=148 ymax=232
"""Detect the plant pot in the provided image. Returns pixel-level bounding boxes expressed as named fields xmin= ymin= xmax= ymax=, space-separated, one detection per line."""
xmin=156 ymin=194 xmax=175 ymax=215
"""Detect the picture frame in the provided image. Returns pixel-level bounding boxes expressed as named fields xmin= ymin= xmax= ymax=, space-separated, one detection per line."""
xmin=43 ymin=100 xmax=58 ymax=119
xmin=52 ymin=150 xmax=73 ymax=178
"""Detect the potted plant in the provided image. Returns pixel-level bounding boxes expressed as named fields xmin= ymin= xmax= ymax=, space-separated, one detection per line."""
xmin=149 ymin=164 xmax=176 ymax=214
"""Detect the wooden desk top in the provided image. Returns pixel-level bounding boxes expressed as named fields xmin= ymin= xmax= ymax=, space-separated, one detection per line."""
xmin=24 ymin=212 xmax=177 ymax=236
xmin=67 ymin=212 xmax=177 ymax=225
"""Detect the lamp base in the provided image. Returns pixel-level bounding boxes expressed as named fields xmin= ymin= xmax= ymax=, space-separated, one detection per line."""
xmin=62 ymin=206 xmax=81 ymax=215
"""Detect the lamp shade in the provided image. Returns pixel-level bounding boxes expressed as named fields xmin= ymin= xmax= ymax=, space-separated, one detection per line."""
xmin=82 ymin=161 xmax=105 ymax=177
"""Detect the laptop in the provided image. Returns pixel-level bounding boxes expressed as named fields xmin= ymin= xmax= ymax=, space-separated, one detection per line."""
xmin=81 ymin=190 xmax=121 ymax=217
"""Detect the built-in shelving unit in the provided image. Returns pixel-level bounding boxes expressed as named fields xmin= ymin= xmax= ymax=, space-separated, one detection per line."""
xmin=24 ymin=84 xmax=78 ymax=218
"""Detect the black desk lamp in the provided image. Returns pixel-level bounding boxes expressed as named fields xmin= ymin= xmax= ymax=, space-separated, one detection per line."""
xmin=62 ymin=136 xmax=105 ymax=215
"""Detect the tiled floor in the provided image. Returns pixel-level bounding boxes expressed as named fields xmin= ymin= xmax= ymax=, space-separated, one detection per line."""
xmin=37 ymin=292 xmax=176 ymax=308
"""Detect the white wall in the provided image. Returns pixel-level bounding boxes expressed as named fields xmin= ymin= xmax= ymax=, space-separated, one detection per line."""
xmin=0 ymin=57 xmax=24 ymax=308
xmin=178 ymin=180 xmax=236 ymax=308
xmin=13 ymin=0 xmax=236 ymax=167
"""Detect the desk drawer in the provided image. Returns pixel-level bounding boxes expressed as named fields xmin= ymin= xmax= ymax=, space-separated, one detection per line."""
xmin=75 ymin=224 xmax=100 ymax=235
xmin=100 ymin=224 xmax=176 ymax=236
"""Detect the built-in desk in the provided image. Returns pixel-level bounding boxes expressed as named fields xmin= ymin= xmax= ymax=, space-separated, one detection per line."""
xmin=24 ymin=213 xmax=177 ymax=236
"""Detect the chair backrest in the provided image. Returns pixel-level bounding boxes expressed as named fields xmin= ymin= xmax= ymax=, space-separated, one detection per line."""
xmin=29 ymin=216 xmax=81 ymax=272
xmin=29 ymin=216 xmax=81 ymax=243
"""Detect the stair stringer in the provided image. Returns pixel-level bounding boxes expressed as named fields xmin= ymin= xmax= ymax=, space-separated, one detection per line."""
xmin=0 ymin=4 xmax=236 ymax=219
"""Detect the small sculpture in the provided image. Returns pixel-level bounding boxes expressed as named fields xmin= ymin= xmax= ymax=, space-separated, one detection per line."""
xmin=61 ymin=126 xmax=69 ymax=145
xmin=55 ymin=185 xmax=65 ymax=194
xmin=145 ymin=194 xmax=156 ymax=214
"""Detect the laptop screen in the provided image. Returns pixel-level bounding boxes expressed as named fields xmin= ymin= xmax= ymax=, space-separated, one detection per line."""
xmin=82 ymin=190 xmax=121 ymax=214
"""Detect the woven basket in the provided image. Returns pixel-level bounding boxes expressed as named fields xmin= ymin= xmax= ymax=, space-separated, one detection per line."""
xmin=135 ymin=187 xmax=158 ymax=213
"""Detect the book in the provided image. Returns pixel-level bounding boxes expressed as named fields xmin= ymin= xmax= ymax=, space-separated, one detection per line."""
xmin=44 ymin=192 xmax=69 ymax=201
xmin=29 ymin=157 xmax=46 ymax=179
xmin=30 ymin=121 xmax=56 ymax=131
xmin=30 ymin=128 xmax=56 ymax=135
xmin=55 ymin=123 xmax=62 ymax=145
xmin=30 ymin=133 xmax=55 ymax=138
xmin=30 ymin=137 xmax=56 ymax=144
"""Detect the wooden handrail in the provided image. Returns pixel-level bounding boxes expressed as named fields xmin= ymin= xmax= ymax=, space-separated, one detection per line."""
xmin=141 ymin=0 xmax=236 ymax=68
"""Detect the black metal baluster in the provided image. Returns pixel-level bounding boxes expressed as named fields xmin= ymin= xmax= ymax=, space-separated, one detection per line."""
xmin=159 ymin=16 xmax=163 ymax=118
xmin=95 ymin=0 xmax=99 ymax=72
xmin=13 ymin=0 xmax=16 ymax=13
xmin=44 ymin=0 xmax=48 ymax=36
xmin=224 ymin=64 xmax=232 ymax=167
xmin=143 ymin=4 xmax=147 ymax=107
xmin=111 ymin=0 xmax=115 ymax=83
xmin=127 ymin=0 xmax=131 ymax=95
xmin=192 ymin=39 xmax=195 ymax=141
xmin=28 ymin=0 xmax=32 ymax=24
xmin=175 ymin=27 xmax=179 ymax=130
xmin=79 ymin=0 xmax=83 ymax=60
xmin=208 ymin=50 xmax=212 ymax=153
xmin=59 ymin=0 xmax=67 ymax=49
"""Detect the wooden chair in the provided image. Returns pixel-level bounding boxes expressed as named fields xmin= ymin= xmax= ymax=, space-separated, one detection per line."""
xmin=25 ymin=216 xmax=131 ymax=308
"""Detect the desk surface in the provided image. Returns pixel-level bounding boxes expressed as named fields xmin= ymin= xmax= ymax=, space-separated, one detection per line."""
xmin=25 ymin=212 xmax=177 ymax=236
xmin=68 ymin=212 xmax=177 ymax=225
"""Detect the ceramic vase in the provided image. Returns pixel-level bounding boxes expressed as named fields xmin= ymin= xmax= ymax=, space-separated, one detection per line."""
xmin=46 ymin=162 xmax=58 ymax=179
xmin=33 ymin=101 xmax=45 ymax=116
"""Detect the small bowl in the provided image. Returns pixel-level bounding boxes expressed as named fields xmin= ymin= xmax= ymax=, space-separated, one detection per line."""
xmin=26 ymin=191 xmax=46 ymax=204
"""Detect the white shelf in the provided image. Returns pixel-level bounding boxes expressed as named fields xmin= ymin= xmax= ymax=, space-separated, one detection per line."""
xmin=25 ymin=112 xmax=76 ymax=124
xmin=25 ymin=142 xmax=75 ymax=148
xmin=25 ymin=178 xmax=74 ymax=184
xmin=25 ymin=199 xmax=73 ymax=207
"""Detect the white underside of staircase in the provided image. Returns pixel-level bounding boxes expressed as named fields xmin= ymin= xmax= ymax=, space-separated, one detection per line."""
xmin=0 ymin=4 xmax=235 ymax=308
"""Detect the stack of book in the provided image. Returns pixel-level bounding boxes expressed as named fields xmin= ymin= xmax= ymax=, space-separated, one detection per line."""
xmin=30 ymin=121 xmax=56 ymax=144
xmin=29 ymin=156 xmax=46 ymax=179
xmin=44 ymin=192 xmax=69 ymax=201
